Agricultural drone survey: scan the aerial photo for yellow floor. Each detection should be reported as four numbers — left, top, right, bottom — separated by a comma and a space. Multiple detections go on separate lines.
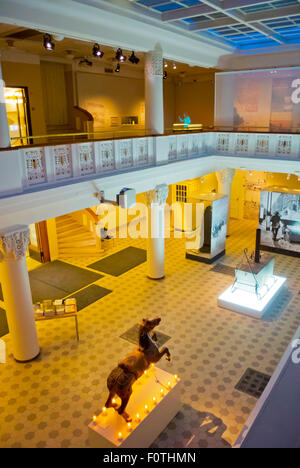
0, 219, 300, 448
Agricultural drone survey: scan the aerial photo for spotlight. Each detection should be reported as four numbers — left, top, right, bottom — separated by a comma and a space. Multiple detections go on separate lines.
115, 48, 126, 62
163, 70, 167, 80
115, 63, 120, 73
173, 63, 177, 70
129, 51, 139, 64
164, 62, 168, 68
43, 34, 55, 51
92, 43, 104, 58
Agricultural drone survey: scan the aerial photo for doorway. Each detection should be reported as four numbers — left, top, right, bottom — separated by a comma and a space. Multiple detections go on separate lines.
4, 86, 32, 146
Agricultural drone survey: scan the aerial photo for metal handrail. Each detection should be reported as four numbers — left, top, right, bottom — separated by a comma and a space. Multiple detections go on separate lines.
9, 125, 300, 149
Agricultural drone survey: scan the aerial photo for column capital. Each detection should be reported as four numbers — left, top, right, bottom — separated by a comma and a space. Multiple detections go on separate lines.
0, 225, 30, 260
216, 168, 235, 185
145, 184, 169, 206
145, 44, 163, 77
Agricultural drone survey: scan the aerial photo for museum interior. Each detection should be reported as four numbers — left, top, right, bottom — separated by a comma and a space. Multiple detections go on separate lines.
0, 0, 300, 450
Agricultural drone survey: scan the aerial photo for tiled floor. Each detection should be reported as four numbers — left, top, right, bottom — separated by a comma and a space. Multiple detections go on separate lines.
0, 219, 300, 448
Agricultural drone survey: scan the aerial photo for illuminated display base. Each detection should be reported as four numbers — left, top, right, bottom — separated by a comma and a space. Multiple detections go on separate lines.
88, 367, 181, 448
218, 275, 287, 319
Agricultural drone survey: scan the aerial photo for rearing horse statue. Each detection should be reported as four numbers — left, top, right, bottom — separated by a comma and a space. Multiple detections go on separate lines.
104, 317, 171, 422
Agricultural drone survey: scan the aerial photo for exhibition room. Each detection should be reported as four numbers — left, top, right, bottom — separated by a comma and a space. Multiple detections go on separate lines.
0, 0, 300, 451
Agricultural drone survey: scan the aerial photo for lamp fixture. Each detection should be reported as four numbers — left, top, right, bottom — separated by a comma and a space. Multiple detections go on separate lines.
43, 34, 55, 51
116, 48, 126, 62
92, 43, 104, 58
163, 70, 167, 80
164, 62, 168, 68
173, 63, 177, 70
115, 63, 120, 73
129, 51, 139, 64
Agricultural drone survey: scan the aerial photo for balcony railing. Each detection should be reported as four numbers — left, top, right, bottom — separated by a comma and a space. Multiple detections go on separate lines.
0, 131, 299, 199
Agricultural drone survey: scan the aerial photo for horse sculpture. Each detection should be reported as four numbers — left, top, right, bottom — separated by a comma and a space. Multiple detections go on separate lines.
104, 317, 171, 422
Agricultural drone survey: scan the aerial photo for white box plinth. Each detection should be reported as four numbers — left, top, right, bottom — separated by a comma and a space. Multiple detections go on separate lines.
88, 366, 181, 448
218, 275, 287, 319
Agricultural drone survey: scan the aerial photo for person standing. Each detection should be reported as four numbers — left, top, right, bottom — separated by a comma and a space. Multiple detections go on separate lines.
270, 211, 281, 241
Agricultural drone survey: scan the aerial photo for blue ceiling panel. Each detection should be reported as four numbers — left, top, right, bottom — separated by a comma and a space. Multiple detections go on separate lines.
154, 3, 184, 12
134, 0, 300, 50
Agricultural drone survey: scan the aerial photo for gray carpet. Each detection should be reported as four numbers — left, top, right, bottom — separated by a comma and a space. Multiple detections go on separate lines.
210, 263, 235, 276
64, 284, 112, 311
1, 260, 104, 304
88, 246, 147, 276
0, 307, 8, 338
29, 260, 103, 293
120, 323, 171, 347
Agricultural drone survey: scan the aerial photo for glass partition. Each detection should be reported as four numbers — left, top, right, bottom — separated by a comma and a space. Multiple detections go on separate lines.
215, 67, 300, 133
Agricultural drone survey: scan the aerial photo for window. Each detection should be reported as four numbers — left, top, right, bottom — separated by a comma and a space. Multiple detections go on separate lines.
176, 184, 187, 203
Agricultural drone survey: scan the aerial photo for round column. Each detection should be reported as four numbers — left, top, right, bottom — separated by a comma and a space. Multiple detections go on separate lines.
216, 168, 235, 236
145, 184, 168, 279
0, 60, 11, 148
145, 43, 164, 135
0, 226, 40, 362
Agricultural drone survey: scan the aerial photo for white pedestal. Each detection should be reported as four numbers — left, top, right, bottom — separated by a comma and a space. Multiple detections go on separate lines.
218, 275, 287, 319
88, 367, 181, 448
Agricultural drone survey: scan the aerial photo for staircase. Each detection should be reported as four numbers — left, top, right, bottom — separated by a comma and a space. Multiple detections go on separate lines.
56, 213, 102, 258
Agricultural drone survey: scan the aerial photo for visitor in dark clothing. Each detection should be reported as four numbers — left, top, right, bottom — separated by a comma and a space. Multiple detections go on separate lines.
270, 211, 281, 241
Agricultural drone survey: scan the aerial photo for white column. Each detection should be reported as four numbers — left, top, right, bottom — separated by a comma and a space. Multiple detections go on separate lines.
145, 43, 164, 135
145, 184, 168, 279
0, 226, 40, 362
0, 60, 10, 148
216, 168, 235, 236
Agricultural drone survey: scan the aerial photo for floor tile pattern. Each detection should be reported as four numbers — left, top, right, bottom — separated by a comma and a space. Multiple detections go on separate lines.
0, 219, 300, 448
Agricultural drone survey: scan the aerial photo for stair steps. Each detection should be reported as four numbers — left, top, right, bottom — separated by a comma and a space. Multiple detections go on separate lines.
55, 213, 103, 258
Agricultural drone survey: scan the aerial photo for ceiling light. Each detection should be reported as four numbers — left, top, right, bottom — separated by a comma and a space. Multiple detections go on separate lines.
92, 43, 104, 58
115, 63, 120, 73
43, 34, 55, 51
128, 51, 139, 64
116, 48, 126, 63
163, 71, 167, 80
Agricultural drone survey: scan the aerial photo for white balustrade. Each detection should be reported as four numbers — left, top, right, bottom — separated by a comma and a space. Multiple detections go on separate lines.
0, 132, 299, 198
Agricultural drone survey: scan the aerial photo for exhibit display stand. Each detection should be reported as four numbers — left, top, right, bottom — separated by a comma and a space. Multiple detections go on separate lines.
218, 230, 287, 319
88, 367, 181, 448
186, 193, 229, 264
